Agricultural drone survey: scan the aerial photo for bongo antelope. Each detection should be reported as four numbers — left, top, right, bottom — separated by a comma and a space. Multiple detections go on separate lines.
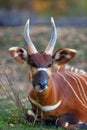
9, 17, 87, 129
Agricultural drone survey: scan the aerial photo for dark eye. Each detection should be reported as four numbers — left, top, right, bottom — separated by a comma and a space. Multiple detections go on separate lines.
48, 63, 52, 67
31, 63, 37, 67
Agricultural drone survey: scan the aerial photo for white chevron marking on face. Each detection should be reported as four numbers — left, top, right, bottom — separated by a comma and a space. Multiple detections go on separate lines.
37, 68, 48, 71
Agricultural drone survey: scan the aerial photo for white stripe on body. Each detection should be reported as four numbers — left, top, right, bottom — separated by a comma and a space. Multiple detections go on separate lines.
65, 71, 87, 105
62, 65, 87, 104
65, 65, 86, 74
29, 96, 62, 112
74, 73, 87, 103
57, 71, 87, 109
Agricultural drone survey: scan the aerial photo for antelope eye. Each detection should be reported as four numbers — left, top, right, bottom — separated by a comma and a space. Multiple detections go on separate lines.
31, 63, 37, 68
48, 63, 52, 67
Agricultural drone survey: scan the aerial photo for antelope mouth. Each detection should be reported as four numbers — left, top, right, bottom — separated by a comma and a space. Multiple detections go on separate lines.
35, 85, 48, 93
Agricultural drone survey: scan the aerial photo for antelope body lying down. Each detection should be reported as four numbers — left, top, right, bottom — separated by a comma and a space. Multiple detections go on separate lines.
9, 18, 87, 129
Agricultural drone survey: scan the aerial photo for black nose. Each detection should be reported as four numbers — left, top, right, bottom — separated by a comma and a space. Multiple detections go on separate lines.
39, 80, 48, 89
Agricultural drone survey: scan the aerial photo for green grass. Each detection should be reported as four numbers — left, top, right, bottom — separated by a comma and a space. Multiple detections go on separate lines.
0, 125, 59, 130
0, 99, 61, 130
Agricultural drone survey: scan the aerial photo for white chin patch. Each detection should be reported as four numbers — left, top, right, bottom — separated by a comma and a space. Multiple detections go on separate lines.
35, 85, 48, 93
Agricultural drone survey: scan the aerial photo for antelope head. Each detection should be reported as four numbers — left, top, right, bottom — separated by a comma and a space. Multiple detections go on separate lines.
9, 17, 77, 93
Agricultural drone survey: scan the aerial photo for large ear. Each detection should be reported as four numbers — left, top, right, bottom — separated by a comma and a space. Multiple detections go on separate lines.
53, 48, 77, 65
9, 47, 28, 64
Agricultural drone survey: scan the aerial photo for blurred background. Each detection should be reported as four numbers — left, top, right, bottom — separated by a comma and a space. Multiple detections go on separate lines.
0, 0, 87, 98
0, 0, 87, 26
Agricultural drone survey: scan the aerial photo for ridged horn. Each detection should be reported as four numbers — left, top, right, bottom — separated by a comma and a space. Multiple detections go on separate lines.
45, 17, 57, 55
24, 19, 38, 54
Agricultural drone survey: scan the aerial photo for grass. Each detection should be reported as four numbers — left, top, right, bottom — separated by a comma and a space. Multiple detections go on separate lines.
0, 99, 60, 130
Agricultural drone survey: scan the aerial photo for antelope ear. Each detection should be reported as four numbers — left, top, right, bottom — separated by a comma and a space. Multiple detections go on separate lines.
9, 47, 28, 64
53, 48, 77, 65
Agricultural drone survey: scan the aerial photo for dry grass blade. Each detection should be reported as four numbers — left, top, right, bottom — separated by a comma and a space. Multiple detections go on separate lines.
0, 65, 23, 109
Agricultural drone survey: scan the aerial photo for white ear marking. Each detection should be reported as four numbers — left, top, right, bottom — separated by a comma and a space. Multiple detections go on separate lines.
65, 54, 71, 59
14, 53, 19, 58
55, 53, 60, 60
22, 48, 28, 58
67, 48, 77, 53
9, 47, 19, 51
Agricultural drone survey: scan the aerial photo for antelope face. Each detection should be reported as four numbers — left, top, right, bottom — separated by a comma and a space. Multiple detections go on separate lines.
9, 17, 77, 93
28, 52, 52, 92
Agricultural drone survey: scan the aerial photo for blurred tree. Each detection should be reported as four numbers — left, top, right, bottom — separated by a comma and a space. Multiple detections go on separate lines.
0, 0, 87, 16
32, 0, 51, 14
0, 0, 11, 9
10, 0, 33, 10
31, 0, 87, 16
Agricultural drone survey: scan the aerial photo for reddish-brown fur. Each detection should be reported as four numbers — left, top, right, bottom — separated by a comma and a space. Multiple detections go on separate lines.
29, 55, 87, 118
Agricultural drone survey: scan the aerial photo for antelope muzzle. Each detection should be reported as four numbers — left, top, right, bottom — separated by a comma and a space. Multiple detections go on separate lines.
32, 70, 49, 93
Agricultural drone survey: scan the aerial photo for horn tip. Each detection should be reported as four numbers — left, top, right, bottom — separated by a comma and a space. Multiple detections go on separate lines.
26, 19, 30, 25
51, 17, 54, 24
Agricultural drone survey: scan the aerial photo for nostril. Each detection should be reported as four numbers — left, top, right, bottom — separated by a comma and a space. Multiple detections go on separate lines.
39, 80, 48, 88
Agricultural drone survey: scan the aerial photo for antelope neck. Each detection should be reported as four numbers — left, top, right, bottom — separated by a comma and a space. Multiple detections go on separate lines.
29, 96, 62, 112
